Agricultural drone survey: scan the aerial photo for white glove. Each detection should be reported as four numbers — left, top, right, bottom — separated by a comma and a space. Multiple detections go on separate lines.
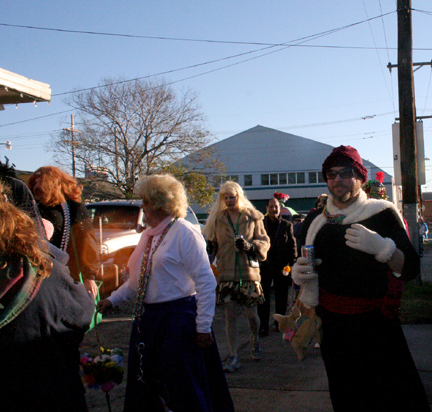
291, 257, 318, 287
345, 223, 396, 263
292, 257, 321, 309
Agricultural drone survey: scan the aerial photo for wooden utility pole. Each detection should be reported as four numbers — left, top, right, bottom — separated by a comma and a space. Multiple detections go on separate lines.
63, 114, 81, 177
397, 0, 419, 250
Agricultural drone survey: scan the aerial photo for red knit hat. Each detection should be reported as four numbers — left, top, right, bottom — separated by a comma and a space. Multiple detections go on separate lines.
322, 145, 368, 183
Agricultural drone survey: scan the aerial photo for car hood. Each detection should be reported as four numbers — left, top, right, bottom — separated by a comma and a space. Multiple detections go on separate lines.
96, 227, 139, 242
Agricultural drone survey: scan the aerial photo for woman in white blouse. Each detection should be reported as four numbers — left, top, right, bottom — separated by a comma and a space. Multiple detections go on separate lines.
97, 174, 233, 412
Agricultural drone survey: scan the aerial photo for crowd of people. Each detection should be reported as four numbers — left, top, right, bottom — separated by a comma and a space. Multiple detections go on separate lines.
0, 144, 430, 411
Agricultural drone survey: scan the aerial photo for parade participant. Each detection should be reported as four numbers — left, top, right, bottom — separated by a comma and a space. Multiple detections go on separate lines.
258, 196, 297, 336
98, 174, 234, 412
293, 145, 430, 411
0, 183, 95, 412
203, 181, 270, 372
28, 166, 100, 297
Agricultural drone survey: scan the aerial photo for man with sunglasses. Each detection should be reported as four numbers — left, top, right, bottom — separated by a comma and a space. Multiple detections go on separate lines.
293, 145, 429, 412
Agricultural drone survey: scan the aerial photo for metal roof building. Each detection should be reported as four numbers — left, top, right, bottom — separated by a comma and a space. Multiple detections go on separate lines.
192, 125, 393, 216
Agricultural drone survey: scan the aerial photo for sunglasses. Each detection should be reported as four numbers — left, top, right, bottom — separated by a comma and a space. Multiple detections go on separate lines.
326, 168, 356, 180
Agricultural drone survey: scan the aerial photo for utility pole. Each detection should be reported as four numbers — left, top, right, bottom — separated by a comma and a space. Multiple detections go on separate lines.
63, 114, 81, 177
397, 0, 419, 250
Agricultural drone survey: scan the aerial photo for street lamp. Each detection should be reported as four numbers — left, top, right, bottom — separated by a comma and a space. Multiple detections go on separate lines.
0, 141, 12, 150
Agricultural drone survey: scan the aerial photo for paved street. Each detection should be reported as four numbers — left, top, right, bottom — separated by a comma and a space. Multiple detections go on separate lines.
82, 250, 432, 412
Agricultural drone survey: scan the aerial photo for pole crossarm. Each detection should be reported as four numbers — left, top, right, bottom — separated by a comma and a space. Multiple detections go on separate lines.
387, 60, 432, 72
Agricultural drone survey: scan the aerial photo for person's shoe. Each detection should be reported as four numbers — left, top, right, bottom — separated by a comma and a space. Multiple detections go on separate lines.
259, 327, 269, 338
251, 339, 263, 360
223, 356, 241, 372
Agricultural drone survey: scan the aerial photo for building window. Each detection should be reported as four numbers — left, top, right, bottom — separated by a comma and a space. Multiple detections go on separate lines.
270, 174, 278, 185
279, 173, 287, 184
297, 172, 305, 184
288, 173, 296, 184
309, 172, 317, 184
261, 174, 270, 185
214, 175, 238, 186
244, 175, 253, 186
307, 171, 325, 184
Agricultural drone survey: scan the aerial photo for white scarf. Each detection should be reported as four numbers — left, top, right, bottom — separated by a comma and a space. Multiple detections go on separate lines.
305, 190, 404, 246
127, 215, 175, 289
299, 190, 404, 308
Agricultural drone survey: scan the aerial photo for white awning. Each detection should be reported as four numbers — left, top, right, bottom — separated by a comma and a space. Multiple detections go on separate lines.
0, 68, 51, 107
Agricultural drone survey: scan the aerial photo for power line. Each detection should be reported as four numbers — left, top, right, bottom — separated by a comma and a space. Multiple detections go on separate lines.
0, 110, 73, 128
0, 12, 397, 46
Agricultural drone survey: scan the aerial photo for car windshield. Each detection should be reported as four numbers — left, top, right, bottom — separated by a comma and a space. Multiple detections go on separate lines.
87, 205, 140, 230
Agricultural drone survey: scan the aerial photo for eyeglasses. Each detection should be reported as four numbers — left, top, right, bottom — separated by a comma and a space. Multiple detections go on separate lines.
325, 168, 356, 180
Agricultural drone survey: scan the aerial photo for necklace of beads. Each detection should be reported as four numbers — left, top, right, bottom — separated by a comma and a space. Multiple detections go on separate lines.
134, 218, 177, 321
323, 205, 345, 225
60, 202, 71, 251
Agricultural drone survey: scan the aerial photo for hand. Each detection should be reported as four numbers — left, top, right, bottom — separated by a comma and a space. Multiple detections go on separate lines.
197, 332, 214, 348
97, 299, 113, 314
345, 224, 396, 263
292, 257, 321, 309
235, 237, 252, 251
291, 257, 319, 287
84, 279, 98, 299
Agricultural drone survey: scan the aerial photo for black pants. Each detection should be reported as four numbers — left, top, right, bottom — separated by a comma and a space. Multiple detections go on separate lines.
258, 269, 291, 331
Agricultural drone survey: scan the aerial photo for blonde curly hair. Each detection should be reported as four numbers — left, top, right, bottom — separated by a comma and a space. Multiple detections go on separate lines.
134, 174, 188, 218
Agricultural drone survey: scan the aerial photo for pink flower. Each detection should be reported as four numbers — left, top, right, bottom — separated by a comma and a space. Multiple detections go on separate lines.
283, 328, 296, 341
80, 355, 93, 364
101, 381, 115, 393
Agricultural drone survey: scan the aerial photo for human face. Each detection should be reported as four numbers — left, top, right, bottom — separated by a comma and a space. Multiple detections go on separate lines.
327, 166, 363, 208
223, 192, 239, 211
266, 198, 280, 220
32, 175, 45, 202
140, 200, 168, 227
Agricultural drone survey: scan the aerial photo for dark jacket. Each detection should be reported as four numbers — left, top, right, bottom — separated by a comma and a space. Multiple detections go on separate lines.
260, 216, 297, 273
0, 253, 95, 412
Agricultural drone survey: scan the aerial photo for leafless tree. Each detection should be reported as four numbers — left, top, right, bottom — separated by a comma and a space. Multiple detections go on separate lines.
53, 78, 222, 200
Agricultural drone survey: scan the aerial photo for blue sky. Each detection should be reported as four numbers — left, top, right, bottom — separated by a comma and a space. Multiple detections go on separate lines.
1, 1, 432, 188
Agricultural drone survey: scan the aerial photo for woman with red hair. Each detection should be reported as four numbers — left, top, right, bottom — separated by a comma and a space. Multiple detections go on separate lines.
28, 166, 100, 297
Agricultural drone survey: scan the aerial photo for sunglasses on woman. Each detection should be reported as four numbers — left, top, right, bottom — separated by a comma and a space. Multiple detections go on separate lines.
326, 168, 356, 180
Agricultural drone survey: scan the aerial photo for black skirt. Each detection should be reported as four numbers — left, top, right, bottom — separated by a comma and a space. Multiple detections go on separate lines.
124, 295, 234, 412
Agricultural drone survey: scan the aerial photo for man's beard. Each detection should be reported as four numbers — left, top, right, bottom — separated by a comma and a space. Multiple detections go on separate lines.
329, 184, 359, 204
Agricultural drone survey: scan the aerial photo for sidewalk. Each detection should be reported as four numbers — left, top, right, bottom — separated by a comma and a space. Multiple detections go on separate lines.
82, 311, 432, 412
82, 264, 432, 411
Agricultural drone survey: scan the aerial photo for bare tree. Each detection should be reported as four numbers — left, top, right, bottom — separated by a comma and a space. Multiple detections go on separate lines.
53, 78, 221, 199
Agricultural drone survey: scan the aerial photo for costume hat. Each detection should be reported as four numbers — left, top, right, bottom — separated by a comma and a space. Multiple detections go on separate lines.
322, 145, 368, 183
362, 171, 388, 200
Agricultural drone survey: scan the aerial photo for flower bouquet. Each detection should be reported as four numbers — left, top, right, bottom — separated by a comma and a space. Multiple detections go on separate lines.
274, 192, 290, 205
80, 347, 125, 412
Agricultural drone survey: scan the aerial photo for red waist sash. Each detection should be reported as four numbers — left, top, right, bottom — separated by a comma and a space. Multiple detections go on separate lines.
319, 288, 400, 318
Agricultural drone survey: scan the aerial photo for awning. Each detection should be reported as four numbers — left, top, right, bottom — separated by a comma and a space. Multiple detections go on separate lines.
0, 68, 51, 108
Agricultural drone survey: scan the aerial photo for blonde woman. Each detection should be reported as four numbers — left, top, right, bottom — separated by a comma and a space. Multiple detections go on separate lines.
98, 174, 233, 412
203, 181, 270, 372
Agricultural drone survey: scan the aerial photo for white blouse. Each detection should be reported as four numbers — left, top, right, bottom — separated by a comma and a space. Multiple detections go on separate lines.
108, 219, 216, 333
